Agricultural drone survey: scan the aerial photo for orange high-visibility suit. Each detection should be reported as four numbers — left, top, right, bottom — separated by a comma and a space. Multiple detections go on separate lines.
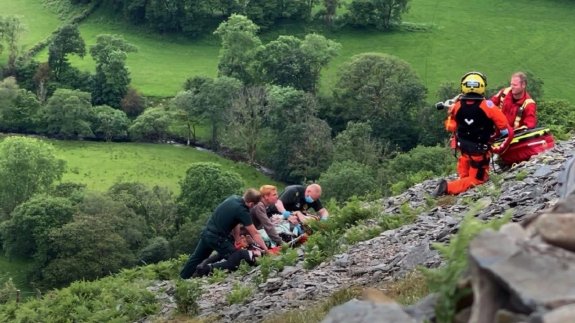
445, 97, 513, 195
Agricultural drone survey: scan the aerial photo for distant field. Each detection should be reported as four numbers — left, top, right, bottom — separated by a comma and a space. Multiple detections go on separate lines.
0, 0, 61, 47
50, 140, 283, 194
0, 255, 33, 295
3, 0, 575, 102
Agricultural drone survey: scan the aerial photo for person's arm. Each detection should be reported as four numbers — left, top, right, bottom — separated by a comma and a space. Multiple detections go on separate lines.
522, 102, 537, 128
274, 200, 292, 219
317, 208, 329, 220
484, 101, 514, 154
490, 89, 503, 106
245, 224, 269, 252
232, 224, 241, 242
254, 205, 283, 245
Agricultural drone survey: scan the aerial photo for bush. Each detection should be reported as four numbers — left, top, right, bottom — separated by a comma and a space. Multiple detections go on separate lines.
319, 160, 378, 203
139, 237, 171, 264
177, 162, 243, 221
227, 283, 253, 305
379, 145, 454, 195
538, 99, 575, 139
421, 204, 510, 323
175, 278, 202, 315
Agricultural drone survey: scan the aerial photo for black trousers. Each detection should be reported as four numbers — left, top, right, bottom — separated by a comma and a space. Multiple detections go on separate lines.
210, 249, 256, 272
179, 230, 235, 279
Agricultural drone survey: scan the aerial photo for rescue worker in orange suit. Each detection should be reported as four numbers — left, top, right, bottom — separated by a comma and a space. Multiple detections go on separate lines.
490, 71, 537, 130
433, 72, 514, 196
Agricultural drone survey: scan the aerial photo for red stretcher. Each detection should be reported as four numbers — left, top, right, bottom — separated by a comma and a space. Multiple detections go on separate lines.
492, 127, 555, 165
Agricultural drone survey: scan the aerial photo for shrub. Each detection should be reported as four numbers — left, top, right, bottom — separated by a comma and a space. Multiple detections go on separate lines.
227, 283, 253, 305
139, 237, 171, 264
175, 279, 202, 315
319, 160, 378, 203
177, 162, 243, 221
379, 145, 454, 195
421, 204, 510, 322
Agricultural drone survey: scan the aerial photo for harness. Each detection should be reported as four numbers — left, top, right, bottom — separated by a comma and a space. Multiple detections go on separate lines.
454, 98, 493, 180
498, 87, 535, 128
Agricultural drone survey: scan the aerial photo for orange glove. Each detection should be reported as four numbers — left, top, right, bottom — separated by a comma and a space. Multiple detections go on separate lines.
268, 246, 281, 255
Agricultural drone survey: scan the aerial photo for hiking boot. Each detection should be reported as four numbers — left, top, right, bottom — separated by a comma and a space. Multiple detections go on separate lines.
558, 157, 575, 198
432, 179, 448, 197
194, 263, 212, 277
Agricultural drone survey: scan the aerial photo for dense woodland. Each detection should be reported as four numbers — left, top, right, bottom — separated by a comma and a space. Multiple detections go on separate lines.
1, 0, 575, 309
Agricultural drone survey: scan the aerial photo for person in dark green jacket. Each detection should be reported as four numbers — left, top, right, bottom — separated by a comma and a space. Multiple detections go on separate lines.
180, 189, 268, 279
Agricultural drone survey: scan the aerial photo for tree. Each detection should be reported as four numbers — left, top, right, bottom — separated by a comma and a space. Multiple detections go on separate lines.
332, 53, 426, 151
90, 34, 137, 108
92, 105, 131, 141
278, 117, 334, 181
266, 85, 318, 131
0, 16, 26, 74
259, 85, 333, 182
120, 87, 146, 118
39, 89, 94, 139
322, 0, 339, 26
0, 195, 74, 259
345, 0, 410, 30
138, 236, 171, 264
177, 162, 243, 222
192, 76, 243, 149
333, 121, 385, 168
37, 215, 135, 288
214, 14, 262, 84
172, 90, 202, 145
0, 137, 66, 218
128, 107, 172, 142
221, 85, 269, 163
0, 77, 41, 133
107, 182, 178, 237
48, 24, 86, 81
319, 160, 377, 202
255, 34, 340, 92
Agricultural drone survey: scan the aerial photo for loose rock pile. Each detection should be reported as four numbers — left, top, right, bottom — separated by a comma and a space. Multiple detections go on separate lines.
145, 136, 575, 323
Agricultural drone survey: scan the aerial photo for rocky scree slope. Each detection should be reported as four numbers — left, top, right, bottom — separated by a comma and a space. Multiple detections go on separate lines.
144, 136, 575, 323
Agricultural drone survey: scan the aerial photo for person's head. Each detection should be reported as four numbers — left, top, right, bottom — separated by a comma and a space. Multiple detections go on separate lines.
510, 72, 527, 97
259, 185, 278, 206
243, 188, 261, 208
304, 184, 322, 203
460, 71, 487, 96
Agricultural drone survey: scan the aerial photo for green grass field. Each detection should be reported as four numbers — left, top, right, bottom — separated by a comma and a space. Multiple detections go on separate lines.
50, 139, 283, 193
3, 0, 575, 101
0, 255, 33, 295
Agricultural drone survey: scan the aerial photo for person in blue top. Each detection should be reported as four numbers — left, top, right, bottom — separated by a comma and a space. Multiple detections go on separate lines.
180, 189, 268, 279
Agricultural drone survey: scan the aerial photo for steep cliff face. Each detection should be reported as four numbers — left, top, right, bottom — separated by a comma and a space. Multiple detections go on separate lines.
147, 136, 575, 323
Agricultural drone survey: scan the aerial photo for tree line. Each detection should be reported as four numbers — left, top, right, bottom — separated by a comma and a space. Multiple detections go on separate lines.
69, 0, 410, 36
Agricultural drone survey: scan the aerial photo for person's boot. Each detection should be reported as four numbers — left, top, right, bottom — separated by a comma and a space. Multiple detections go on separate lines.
432, 179, 448, 197
558, 157, 575, 198
194, 263, 212, 277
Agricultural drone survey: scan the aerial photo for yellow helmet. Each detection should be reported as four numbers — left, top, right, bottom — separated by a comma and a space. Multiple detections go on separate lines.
460, 71, 487, 95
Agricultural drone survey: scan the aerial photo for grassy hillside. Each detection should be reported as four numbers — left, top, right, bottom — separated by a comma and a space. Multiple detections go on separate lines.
0, 0, 61, 46
51, 140, 282, 193
3, 0, 575, 101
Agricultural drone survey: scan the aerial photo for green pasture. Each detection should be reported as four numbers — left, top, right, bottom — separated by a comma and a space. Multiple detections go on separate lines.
0, 254, 33, 295
3, 0, 575, 102
0, 0, 61, 48
50, 140, 282, 194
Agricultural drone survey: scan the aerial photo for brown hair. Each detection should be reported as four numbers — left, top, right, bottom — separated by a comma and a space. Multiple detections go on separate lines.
512, 72, 527, 85
259, 185, 277, 196
243, 188, 261, 204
